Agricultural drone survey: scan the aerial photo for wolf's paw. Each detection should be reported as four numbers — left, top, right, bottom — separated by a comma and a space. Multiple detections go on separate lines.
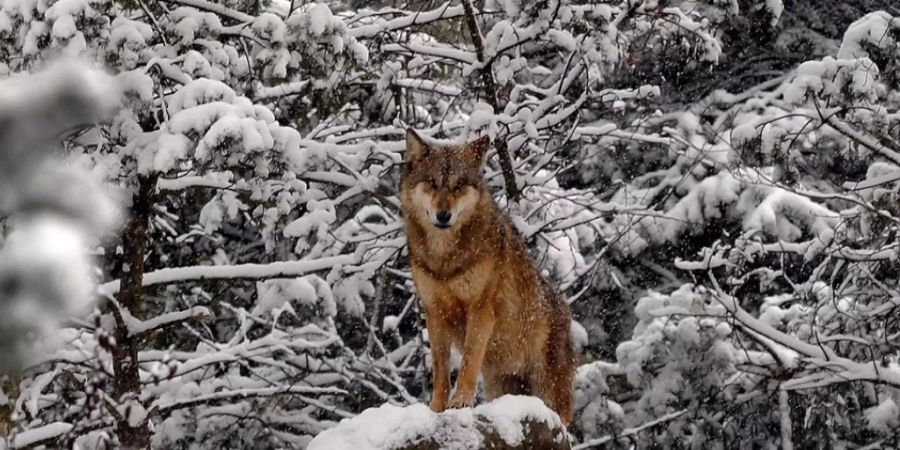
429, 400, 446, 412
446, 395, 474, 409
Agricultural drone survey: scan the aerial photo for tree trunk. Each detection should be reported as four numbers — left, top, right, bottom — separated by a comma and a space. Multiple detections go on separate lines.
113, 174, 157, 450
0, 375, 19, 438
460, 0, 521, 202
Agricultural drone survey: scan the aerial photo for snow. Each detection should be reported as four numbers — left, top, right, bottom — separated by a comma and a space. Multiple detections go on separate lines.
284, 199, 336, 240
26, 370, 59, 417
44, 0, 92, 21
742, 190, 840, 242
255, 277, 319, 316
332, 273, 374, 317
122, 306, 210, 337
349, 4, 466, 38
784, 56, 883, 104
253, 13, 287, 43
51, 15, 76, 40
148, 76, 302, 175
157, 172, 235, 191
11, 422, 73, 448
167, 78, 237, 115
572, 409, 689, 450
170, 0, 252, 23
308, 4, 332, 36
4, 1, 900, 449
308, 396, 565, 450
393, 78, 462, 96
382, 315, 400, 332
547, 29, 577, 51
866, 397, 899, 433
256, 80, 310, 100
197, 115, 274, 156
116, 70, 154, 103
658, 7, 722, 63
125, 401, 148, 427
570, 320, 588, 352
99, 254, 358, 294
476, 396, 565, 446
853, 162, 900, 192
765, 0, 784, 24
153, 133, 192, 174
674, 250, 729, 271
382, 42, 477, 65
838, 11, 898, 60
308, 403, 464, 450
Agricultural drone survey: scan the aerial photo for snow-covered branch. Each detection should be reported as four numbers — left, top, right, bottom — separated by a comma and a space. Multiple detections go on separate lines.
349, 3, 465, 38
393, 78, 462, 96
153, 386, 347, 417
708, 274, 900, 389
573, 409, 690, 449
121, 306, 210, 338
99, 254, 359, 294
820, 113, 900, 166
382, 42, 477, 65
160, 0, 253, 23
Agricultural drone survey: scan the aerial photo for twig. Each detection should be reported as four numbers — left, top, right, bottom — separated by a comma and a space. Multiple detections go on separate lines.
137, 0, 169, 46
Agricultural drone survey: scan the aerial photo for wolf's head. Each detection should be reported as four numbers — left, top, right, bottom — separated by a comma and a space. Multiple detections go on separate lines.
401, 129, 490, 231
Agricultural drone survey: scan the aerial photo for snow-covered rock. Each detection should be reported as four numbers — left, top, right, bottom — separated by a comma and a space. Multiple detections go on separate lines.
307, 395, 571, 450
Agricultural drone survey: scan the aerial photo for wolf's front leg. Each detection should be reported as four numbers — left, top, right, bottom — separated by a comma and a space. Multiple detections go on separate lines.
425, 313, 451, 412
448, 304, 495, 409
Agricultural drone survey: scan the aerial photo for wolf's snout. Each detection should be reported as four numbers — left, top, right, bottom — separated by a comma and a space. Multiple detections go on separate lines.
434, 210, 452, 228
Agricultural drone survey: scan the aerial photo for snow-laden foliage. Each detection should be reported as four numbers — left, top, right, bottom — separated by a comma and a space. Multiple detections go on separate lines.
0, 0, 898, 449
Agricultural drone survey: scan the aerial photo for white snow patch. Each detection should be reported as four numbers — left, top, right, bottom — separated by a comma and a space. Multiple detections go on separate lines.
765, 0, 784, 24
476, 395, 564, 446
570, 320, 588, 352
382, 315, 400, 332
12, 422, 73, 448
866, 397, 900, 433
308, 3, 332, 36
308, 403, 446, 450
308, 396, 565, 450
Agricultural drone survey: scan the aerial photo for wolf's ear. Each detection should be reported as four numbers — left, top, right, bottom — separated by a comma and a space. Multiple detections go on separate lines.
468, 135, 491, 166
406, 129, 428, 165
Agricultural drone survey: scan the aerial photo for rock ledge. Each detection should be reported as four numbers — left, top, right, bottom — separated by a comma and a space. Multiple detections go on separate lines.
308, 395, 571, 450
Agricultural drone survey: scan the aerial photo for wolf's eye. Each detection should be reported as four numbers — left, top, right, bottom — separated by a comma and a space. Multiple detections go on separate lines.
426, 179, 437, 189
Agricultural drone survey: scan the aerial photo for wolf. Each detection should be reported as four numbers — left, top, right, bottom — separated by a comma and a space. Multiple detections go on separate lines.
400, 129, 577, 426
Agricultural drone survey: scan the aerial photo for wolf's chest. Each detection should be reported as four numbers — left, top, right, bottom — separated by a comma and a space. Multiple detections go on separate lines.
412, 257, 495, 306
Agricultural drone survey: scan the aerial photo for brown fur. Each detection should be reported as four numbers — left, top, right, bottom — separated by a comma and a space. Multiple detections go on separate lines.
400, 129, 577, 426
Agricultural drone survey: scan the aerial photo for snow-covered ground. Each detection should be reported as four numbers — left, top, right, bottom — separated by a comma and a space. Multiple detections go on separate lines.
309, 396, 569, 450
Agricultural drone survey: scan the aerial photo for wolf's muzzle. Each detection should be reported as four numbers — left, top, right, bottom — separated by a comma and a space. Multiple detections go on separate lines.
434, 210, 452, 229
